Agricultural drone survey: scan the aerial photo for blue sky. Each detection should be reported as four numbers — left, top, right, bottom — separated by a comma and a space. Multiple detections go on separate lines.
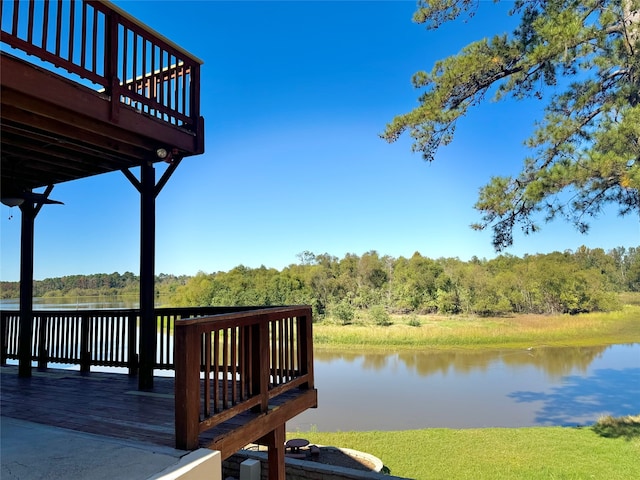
1, 1, 638, 282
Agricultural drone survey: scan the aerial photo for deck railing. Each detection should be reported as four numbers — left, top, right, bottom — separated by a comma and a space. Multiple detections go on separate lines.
174, 306, 314, 450
0, 306, 285, 373
0, 0, 202, 131
0, 305, 315, 451
1, 309, 137, 372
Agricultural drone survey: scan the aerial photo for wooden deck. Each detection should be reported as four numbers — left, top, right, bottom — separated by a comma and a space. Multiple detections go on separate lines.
0, 365, 316, 459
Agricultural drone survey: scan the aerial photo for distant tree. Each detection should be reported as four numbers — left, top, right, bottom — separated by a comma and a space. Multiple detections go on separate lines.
332, 299, 356, 325
382, 0, 640, 250
392, 252, 445, 312
368, 305, 393, 326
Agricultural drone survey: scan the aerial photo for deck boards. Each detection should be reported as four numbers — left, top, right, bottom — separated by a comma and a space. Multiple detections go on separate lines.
1, 366, 176, 447
0, 365, 316, 458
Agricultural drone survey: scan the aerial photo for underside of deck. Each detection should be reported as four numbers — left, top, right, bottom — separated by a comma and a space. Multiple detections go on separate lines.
0, 365, 317, 460
1, 52, 203, 193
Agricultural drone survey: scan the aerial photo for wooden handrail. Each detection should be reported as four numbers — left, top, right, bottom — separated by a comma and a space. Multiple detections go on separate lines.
0, 306, 275, 370
0, 0, 201, 131
174, 306, 314, 450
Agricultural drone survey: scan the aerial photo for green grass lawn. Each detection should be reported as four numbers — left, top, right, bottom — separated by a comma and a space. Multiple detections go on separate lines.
293, 419, 640, 479
304, 300, 640, 478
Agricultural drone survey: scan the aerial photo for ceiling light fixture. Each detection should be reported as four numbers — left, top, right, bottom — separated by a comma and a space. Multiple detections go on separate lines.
1, 197, 25, 207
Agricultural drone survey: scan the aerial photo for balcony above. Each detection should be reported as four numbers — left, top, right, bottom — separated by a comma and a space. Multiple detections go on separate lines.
1, 0, 204, 193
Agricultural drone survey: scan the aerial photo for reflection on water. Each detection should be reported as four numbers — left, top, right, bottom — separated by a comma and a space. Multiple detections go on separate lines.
289, 344, 640, 432
315, 345, 609, 380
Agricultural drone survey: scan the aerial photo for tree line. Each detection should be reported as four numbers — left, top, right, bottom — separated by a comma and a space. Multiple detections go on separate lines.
1, 246, 637, 317
169, 246, 639, 318
0, 272, 188, 300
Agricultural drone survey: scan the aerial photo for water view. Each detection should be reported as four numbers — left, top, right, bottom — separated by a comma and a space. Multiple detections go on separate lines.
288, 343, 640, 432
0, 296, 164, 310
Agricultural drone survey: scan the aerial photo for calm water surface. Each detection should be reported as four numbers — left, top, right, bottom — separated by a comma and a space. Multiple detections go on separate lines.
287, 344, 640, 432
0, 296, 164, 310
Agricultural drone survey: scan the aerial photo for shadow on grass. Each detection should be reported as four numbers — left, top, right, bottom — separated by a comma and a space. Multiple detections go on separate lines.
591, 415, 640, 440
508, 367, 640, 426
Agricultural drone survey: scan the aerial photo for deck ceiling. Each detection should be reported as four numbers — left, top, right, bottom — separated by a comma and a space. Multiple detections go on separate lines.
1, 53, 202, 194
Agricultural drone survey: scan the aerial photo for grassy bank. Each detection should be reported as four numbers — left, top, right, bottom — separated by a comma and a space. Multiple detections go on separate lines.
292, 417, 640, 479
313, 304, 640, 350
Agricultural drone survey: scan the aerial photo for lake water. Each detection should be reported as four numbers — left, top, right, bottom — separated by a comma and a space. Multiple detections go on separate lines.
0, 296, 165, 310
287, 343, 640, 432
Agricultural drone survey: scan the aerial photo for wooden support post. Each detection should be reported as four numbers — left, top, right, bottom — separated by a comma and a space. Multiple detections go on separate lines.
260, 425, 286, 480
18, 201, 35, 378
298, 309, 314, 389
139, 161, 156, 390
175, 323, 201, 450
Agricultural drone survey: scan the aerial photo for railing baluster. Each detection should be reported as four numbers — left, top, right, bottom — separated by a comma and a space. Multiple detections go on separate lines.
278, 318, 284, 385
150, 43, 156, 112
213, 329, 219, 412
83, 313, 91, 371
222, 328, 228, 409
114, 315, 121, 363
284, 317, 290, 381
204, 331, 211, 417
9, 0, 18, 36
55, 0, 62, 57
68, 0, 75, 63
92, 315, 98, 363
270, 320, 276, 386
41, 0, 50, 51
53, 315, 60, 360
173, 58, 179, 120
240, 325, 248, 401
62, 315, 67, 361
70, 315, 76, 362
91, 5, 98, 74
231, 327, 237, 405
132, 31, 138, 87
128, 312, 137, 375
121, 25, 128, 86
181, 65, 187, 119
27, 1, 35, 45
142, 37, 148, 112
165, 315, 172, 367
158, 313, 164, 365
80, 1, 87, 70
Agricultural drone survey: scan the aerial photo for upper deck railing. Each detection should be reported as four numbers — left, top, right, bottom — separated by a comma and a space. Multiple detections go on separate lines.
0, 0, 202, 131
